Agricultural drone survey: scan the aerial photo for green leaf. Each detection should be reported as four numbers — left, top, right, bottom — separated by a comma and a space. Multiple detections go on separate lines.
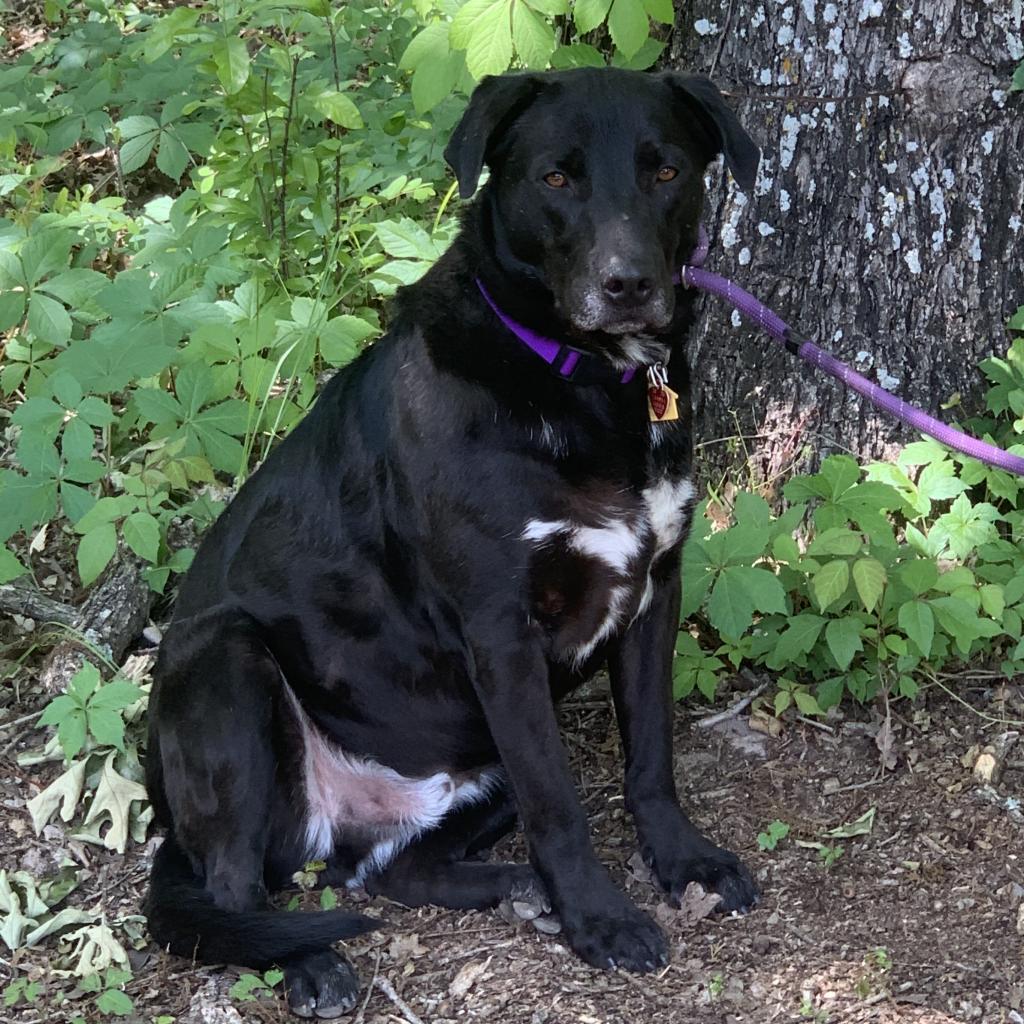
641, 0, 673, 23
0, 547, 27, 584
58, 710, 88, 762
979, 583, 1004, 619
95, 987, 133, 1016
0, 472, 58, 542
550, 42, 606, 68
816, 676, 845, 711
77, 523, 117, 586
807, 527, 862, 557
793, 690, 822, 716
0, 289, 26, 331
375, 219, 441, 260
144, 5, 200, 62
55, 321, 176, 393
706, 565, 784, 638
825, 617, 863, 670
401, 21, 451, 70
39, 695, 78, 726
320, 316, 376, 367
12, 397, 65, 437
90, 680, 144, 711
214, 36, 250, 95
811, 559, 849, 611
28, 293, 71, 346
770, 614, 826, 666
465, 1, 514, 77
512, 0, 556, 66
229, 974, 270, 1002
820, 455, 860, 500
320, 886, 337, 910
313, 90, 363, 129
525, 0, 568, 12
917, 460, 967, 502
451, 0, 499, 47
852, 557, 886, 612
607, 0, 649, 58
118, 117, 159, 175
407, 37, 461, 113
86, 707, 126, 751
573, 0, 613, 33
896, 558, 938, 596
156, 129, 190, 180
122, 512, 160, 564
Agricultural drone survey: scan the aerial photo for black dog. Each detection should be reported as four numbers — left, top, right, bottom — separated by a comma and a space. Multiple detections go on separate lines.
145, 67, 760, 1018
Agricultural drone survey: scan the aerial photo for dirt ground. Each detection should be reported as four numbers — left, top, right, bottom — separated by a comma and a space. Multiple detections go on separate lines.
2, 675, 1023, 1024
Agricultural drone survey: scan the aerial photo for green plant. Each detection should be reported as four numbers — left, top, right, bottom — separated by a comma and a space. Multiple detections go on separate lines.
230, 968, 284, 1003
37, 664, 143, 762
817, 843, 844, 869
3, 978, 41, 1007
707, 972, 724, 1000
677, 439, 1024, 709
80, 967, 134, 1017
400, 0, 671, 110
756, 819, 790, 852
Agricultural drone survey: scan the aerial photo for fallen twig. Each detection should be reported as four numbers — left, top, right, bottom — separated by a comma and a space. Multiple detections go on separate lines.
694, 682, 768, 729
373, 976, 425, 1024
0, 582, 77, 627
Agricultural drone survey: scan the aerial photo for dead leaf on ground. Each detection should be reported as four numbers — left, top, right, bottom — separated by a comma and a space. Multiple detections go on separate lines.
388, 932, 427, 962
626, 851, 653, 885
874, 714, 897, 771
26, 759, 87, 834
665, 883, 722, 929
448, 956, 492, 998
80, 751, 148, 854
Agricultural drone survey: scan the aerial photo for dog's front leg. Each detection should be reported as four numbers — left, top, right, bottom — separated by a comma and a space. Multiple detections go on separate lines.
468, 619, 667, 972
607, 556, 758, 913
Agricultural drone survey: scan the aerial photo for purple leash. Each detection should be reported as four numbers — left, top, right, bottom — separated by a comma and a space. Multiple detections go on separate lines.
679, 227, 1024, 477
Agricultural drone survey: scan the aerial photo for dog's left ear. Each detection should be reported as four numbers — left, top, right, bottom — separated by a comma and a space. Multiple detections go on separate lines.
445, 73, 546, 199
662, 73, 760, 193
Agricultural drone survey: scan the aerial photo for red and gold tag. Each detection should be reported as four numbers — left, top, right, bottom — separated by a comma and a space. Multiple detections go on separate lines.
647, 363, 679, 422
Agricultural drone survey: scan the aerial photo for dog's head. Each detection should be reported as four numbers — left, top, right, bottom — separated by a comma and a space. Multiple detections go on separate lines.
446, 68, 759, 366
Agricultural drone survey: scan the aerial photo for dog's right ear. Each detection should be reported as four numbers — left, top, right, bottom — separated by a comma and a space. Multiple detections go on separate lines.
445, 73, 545, 199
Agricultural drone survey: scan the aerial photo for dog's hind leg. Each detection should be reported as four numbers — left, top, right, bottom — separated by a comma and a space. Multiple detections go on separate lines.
364, 783, 543, 911
148, 610, 364, 1019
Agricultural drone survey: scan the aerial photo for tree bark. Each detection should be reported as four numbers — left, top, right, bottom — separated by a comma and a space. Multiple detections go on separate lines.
668, 1, 1024, 489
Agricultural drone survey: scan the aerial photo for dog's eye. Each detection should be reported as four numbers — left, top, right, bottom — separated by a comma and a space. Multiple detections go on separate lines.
656, 166, 679, 182
543, 171, 568, 188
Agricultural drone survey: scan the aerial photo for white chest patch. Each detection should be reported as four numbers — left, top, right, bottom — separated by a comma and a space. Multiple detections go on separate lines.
643, 476, 697, 557
522, 475, 695, 659
285, 689, 498, 883
522, 516, 643, 574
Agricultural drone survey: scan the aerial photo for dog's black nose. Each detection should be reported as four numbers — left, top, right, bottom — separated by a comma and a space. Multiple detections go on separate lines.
602, 272, 653, 307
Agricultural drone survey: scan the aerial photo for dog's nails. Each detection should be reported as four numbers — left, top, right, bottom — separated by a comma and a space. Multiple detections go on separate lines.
607, 957, 617, 970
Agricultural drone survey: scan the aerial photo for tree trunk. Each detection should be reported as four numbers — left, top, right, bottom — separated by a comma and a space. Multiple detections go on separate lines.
668, 1, 1024, 489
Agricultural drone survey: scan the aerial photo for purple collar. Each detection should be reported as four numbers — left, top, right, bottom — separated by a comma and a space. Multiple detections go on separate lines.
475, 279, 637, 385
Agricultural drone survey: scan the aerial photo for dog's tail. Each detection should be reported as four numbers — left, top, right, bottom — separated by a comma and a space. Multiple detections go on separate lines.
145, 834, 379, 967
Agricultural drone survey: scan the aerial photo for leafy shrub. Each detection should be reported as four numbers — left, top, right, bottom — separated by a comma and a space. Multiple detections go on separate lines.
675, 323, 1024, 710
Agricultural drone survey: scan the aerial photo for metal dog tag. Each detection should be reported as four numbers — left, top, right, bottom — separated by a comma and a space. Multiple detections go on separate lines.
647, 363, 679, 422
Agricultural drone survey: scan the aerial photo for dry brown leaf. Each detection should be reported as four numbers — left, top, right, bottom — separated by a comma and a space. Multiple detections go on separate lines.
448, 956, 491, 998
674, 883, 722, 929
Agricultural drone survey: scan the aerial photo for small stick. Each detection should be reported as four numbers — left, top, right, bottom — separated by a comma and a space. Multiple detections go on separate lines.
694, 682, 768, 729
373, 976, 425, 1024
354, 948, 381, 1024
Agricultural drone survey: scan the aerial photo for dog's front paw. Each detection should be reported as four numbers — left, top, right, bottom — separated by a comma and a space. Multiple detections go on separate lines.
561, 893, 667, 972
652, 843, 758, 914
284, 950, 360, 1019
